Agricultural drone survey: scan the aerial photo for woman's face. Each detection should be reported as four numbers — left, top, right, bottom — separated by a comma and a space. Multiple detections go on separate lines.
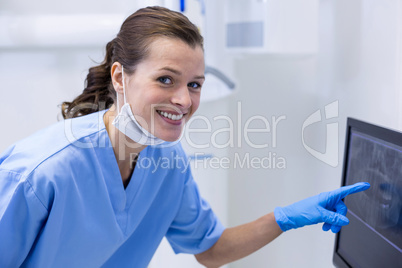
121, 37, 205, 142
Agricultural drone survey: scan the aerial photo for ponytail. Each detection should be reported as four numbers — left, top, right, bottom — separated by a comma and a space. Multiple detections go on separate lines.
61, 40, 115, 119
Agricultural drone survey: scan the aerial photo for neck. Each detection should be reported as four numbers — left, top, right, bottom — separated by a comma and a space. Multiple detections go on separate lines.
104, 106, 147, 186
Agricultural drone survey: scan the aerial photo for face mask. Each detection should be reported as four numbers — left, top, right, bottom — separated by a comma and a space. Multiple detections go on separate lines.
112, 66, 165, 146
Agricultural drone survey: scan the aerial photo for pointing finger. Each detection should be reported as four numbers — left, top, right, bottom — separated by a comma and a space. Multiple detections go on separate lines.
332, 182, 370, 200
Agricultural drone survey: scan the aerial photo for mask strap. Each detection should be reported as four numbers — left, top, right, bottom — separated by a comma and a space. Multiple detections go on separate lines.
115, 88, 120, 113
122, 65, 127, 105
115, 65, 126, 114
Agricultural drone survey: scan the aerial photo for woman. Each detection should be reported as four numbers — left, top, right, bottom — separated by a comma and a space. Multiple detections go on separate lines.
0, 6, 369, 267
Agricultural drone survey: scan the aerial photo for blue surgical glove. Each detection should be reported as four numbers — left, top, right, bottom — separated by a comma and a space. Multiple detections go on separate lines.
274, 182, 370, 233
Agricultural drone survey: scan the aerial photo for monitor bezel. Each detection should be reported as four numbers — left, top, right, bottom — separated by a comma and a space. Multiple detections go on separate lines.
333, 117, 402, 267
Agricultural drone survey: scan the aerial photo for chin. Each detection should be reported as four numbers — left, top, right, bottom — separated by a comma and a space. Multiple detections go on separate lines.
161, 135, 182, 143
156, 131, 183, 143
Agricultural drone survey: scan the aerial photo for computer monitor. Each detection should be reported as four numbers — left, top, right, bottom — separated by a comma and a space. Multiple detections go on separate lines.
333, 118, 402, 268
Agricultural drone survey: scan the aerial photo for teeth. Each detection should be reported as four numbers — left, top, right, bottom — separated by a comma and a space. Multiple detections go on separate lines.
158, 111, 183, 121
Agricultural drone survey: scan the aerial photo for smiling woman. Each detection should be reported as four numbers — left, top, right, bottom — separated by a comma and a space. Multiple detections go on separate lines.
0, 6, 225, 267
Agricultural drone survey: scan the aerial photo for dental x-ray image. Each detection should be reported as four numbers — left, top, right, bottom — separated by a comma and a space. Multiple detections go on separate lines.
345, 131, 402, 249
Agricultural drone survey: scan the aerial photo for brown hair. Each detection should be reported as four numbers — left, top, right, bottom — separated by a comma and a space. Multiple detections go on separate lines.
61, 6, 204, 119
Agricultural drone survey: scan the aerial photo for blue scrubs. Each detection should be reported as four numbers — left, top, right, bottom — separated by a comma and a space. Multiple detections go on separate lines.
0, 110, 224, 267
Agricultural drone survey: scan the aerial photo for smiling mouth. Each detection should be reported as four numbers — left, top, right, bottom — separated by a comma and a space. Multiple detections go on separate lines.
157, 110, 184, 121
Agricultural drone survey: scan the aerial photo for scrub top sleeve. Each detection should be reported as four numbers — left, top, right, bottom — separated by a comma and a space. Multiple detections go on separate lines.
0, 170, 48, 267
165, 174, 225, 255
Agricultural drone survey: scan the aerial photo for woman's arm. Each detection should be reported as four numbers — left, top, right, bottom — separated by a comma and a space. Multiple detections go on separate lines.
194, 182, 370, 268
195, 212, 282, 268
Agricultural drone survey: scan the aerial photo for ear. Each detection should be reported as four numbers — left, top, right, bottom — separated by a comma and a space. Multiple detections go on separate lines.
111, 62, 123, 94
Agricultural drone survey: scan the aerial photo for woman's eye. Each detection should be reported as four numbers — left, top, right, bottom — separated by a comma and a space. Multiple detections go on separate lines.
158, 77, 172, 84
188, 82, 201, 90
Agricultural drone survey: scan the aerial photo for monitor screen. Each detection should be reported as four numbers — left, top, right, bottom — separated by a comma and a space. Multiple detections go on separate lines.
333, 118, 402, 268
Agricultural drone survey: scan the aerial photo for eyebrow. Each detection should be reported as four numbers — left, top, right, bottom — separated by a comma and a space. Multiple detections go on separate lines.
159, 67, 205, 80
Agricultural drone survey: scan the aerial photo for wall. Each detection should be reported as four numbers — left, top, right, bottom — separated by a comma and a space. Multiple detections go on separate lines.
226, 0, 402, 267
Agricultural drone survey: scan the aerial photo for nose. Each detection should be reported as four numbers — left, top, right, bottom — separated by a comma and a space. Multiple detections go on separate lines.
171, 85, 192, 110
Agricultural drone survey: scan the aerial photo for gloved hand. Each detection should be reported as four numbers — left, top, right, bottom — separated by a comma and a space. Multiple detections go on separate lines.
274, 182, 370, 233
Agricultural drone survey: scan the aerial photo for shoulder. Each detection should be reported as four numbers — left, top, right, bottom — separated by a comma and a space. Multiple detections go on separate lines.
0, 110, 108, 178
